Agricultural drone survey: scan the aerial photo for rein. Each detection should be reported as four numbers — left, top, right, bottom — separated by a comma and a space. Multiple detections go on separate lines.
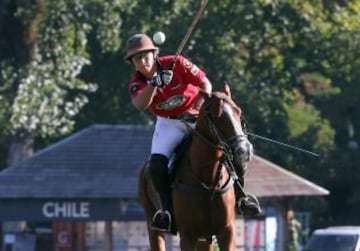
172, 117, 237, 196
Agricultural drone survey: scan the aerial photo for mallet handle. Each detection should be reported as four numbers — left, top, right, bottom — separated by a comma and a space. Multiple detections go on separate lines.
170, 0, 209, 70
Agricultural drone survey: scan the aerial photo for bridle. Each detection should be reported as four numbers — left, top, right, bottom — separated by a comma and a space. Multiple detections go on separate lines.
175, 97, 245, 196
201, 98, 247, 160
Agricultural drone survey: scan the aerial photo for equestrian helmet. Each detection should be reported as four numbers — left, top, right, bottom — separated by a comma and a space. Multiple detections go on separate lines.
125, 33, 158, 60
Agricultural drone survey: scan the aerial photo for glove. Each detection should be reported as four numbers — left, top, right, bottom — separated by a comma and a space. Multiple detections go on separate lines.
149, 73, 162, 87
149, 70, 173, 88
160, 70, 173, 86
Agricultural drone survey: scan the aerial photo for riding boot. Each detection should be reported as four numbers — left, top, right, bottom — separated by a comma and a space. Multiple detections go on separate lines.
234, 164, 262, 217
148, 154, 173, 232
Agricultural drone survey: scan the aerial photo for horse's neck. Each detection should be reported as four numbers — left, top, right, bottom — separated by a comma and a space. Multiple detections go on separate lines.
189, 131, 223, 176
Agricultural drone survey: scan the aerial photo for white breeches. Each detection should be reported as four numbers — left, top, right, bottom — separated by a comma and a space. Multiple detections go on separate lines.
151, 116, 195, 159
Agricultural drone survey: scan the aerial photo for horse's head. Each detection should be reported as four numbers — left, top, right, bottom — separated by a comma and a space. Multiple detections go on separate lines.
197, 82, 253, 166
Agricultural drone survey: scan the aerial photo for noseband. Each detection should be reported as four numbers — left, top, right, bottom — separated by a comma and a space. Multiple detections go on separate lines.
203, 99, 247, 158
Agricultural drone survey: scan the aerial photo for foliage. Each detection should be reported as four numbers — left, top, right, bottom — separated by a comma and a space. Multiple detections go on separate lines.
0, 0, 128, 138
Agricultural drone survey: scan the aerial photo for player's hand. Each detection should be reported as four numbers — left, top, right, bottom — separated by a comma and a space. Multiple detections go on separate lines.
149, 74, 163, 87
186, 107, 200, 117
149, 70, 173, 88
161, 70, 173, 86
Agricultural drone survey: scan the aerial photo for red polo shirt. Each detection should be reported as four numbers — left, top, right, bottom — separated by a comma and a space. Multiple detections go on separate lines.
128, 55, 206, 117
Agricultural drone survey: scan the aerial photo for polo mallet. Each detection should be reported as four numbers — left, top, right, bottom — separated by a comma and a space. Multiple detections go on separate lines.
170, 0, 209, 70
247, 132, 320, 157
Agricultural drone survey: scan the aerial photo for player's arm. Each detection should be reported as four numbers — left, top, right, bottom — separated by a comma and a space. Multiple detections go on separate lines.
131, 84, 158, 110
193, 76, 212, 110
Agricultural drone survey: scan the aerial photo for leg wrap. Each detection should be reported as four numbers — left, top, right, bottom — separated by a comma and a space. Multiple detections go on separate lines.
235, 162, 246, 187
233, 162, 246, 202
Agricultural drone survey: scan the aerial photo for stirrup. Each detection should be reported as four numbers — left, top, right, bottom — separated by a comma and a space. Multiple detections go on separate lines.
237, 195, 262, 217
151, 210, 172, 232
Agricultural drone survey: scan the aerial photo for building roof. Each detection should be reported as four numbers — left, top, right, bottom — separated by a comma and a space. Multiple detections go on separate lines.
246, 155, 329, 197
0, 124, 329, 199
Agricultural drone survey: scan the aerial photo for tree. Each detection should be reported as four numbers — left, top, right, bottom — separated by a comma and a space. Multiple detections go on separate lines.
0, 0, 127, 167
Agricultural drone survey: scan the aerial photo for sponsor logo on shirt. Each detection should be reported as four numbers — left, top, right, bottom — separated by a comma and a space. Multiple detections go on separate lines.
183, 59, 192, 68
129, 82, 140, 94
156, 95, 185, 110
190, 65, 199, 75
183, 58, 199, 76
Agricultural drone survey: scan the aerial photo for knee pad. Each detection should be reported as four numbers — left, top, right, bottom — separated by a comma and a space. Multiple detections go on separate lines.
148, 154, 169, 173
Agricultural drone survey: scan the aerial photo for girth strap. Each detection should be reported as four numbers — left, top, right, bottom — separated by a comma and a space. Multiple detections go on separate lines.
171, 173, 235, 195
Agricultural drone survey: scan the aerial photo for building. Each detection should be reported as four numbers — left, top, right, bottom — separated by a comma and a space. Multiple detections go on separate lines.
0, 124, 329, 251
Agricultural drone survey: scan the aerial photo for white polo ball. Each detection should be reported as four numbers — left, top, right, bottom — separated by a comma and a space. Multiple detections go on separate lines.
153, 31, 166, 45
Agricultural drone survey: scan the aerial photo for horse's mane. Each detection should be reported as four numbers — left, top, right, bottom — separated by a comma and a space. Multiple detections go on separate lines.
200, 90, 242, 119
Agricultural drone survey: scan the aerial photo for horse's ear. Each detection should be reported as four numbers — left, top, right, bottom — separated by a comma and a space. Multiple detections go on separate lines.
222, 81, 231, 98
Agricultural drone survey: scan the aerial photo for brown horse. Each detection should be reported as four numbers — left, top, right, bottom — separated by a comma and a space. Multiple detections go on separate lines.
139, 83, 254, 251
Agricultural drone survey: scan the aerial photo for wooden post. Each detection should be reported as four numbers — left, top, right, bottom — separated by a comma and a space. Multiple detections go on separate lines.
104, 221, 113, 251
0, 223, 2, 251
74, 222, 85, 251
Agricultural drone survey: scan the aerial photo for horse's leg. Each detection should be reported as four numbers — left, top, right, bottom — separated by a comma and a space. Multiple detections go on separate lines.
139, 166, 166, 251
216, 223, 236, 251
179, 234, 198, 251
147, 225, 166, 251
142, 193, 167, 251
196, 239, 215, 251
